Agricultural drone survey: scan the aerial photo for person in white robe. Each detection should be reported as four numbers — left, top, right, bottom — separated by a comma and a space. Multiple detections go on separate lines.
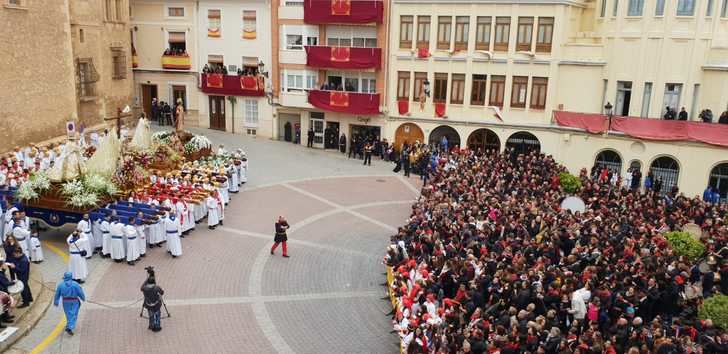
66, 231, 88, 282
100, 214, 112, 257
109, 218, 126, 262
124, 219, 140, 265
76, 214, 94, 258
134, 217, 147, 257
229, 165, 240, 193
216, 191, 225, 225
147, 213, 164, 247
91, 216, 103, 250
174, 199, 191, 234
219, 179, 230, 205
29, 231, 44, 263
164, 212, 182, 257
205, 193, 220, 229
12, 222, 31, 258
3, 206, 17, 242
240, 154, 248, 184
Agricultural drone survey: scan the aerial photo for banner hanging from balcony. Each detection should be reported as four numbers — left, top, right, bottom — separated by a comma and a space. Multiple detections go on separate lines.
435, 103, 446, 118
397, 100, 409, 115
308, 90, 380, 115
161, 55, 191, 70
303, 0, 383, 24
554, 111, 728, 147
305, 46, 382, 69
200, 74, 265, 97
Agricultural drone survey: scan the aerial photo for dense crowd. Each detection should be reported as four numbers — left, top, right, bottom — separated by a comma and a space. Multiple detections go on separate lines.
385, 147, 728, 354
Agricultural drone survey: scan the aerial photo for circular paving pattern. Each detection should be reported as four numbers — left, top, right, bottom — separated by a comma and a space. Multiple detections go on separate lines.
76, 175, 421, 353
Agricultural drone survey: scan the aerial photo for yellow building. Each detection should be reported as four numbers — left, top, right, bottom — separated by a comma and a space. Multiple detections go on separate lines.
130, 0, 199, 127
386, 0, 728, 199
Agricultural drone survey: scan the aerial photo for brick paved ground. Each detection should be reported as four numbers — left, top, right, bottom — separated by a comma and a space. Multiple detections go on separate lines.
15, 128, 422, 354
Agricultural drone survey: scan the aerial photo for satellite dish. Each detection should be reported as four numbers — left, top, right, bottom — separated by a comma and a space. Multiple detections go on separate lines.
560, 196, 586, 213
122, 105, 131, 114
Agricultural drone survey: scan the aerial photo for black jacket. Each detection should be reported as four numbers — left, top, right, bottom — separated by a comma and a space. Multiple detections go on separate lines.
141, 281, 165, 311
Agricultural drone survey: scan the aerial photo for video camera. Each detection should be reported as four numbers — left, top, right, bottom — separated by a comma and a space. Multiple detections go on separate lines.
145, 266, 155, 280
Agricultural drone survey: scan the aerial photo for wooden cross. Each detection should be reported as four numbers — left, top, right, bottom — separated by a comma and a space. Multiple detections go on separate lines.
103, 107, 133, 139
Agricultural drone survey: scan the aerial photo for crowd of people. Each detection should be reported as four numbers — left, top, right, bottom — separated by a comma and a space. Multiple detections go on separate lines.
664, 106, 728, 124
385, 146, 728, 354
162, 48, 188, 57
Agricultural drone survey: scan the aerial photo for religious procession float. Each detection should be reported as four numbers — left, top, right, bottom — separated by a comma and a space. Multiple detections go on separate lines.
4, 117, 245, 228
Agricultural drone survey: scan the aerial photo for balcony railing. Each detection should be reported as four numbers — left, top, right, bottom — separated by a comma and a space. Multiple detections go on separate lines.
200, 74, 265, 97
303, 0, 383, 24
305, 46, 381, 69
308, 89, 380, 115
161, 54, 191, 70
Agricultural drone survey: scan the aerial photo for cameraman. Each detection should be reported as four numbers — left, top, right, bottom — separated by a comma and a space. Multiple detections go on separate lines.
141, 270, 165, 332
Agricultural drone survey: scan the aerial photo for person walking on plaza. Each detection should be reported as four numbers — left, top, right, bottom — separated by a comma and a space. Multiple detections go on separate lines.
53, 272, 85, 336
66, 231, 88, 283
363, 142, 373, 166
339, 134, 347, 154
29, 229, 43, 263
270, 216, 290, 258
307, 128, 314, 148
141, 275, 165, 332
7, 247, 32, 307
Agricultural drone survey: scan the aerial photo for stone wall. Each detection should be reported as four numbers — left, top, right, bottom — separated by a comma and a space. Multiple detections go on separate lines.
0, 0, 78, 152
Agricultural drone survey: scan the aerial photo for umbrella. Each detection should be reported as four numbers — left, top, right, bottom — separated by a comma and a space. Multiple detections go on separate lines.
560, 196, 586, 213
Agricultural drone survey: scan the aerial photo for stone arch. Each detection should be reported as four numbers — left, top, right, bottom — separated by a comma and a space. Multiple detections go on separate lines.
505, 131, 540, 155
467, 128, 501, 153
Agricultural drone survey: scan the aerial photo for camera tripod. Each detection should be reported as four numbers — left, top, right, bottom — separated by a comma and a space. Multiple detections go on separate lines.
139, 297, 171, 319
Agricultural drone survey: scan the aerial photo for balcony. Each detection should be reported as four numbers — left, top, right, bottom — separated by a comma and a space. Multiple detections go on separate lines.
308, 89, 380, 115
303, 0, 383, 24
200, 74, 265, 97
305, 46, 381, 70
161, 54, 191, 70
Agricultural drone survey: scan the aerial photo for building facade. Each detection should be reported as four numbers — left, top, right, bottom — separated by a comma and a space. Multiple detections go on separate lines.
131, 0, 199, 127
270, 0, 389, 148
385, 0, 728, 199
0, 0, 134, 151
196, 0, 273, 136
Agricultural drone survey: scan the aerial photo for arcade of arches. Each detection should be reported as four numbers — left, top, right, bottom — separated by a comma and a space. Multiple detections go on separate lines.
650, 156, 680, 193
709, 163, 728, 202
394, 123, 424, 151
467, 129, 500, 152
505, 131, 541, 155
428, 125, 461, 148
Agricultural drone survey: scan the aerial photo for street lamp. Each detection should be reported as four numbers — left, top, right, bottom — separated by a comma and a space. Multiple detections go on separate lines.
604, 102, 614, 135
423, 79, 431, 97
257, 60, 268, 78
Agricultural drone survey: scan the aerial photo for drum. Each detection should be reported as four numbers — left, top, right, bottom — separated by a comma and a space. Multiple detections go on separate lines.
7, 280, 24, 295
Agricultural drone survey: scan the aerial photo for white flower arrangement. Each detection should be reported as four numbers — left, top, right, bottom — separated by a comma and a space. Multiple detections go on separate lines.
189, 135, 212, 151
83, 173, 118, 197
16, 182, 39, 201
29, 172, 51, 191
152, 131, 174, 145
69, 191, 99, 208
61, 180, 85, 198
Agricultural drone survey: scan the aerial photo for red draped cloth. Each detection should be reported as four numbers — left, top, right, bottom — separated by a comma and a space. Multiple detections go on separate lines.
398, 100, 409, 115
200, 74, 264, 97
308, 90, 380, 115
305, 46, 382, 69
554, 111, 728, 147
304, 0, 383, 24
435, 103, 446, 118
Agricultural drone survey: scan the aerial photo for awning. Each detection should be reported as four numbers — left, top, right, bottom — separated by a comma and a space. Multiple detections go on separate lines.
168, 32, 186, 43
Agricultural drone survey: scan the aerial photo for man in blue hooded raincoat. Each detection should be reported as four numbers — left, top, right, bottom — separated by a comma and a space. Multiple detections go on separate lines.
53, 272, 85, 335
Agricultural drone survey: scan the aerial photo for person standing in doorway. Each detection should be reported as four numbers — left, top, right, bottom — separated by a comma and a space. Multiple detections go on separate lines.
270, 216, 290, 258
363, 142, 373, 166
174, 98, 185, 132
307, 128, 315, 148
339, 134, 347, 154
53, 272, 85, 336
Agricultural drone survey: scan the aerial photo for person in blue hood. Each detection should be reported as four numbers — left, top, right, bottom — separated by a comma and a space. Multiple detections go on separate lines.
704, 186, 714, 202
53, 272, 85, 335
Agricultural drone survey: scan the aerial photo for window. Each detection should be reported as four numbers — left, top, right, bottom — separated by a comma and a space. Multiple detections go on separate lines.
79, 29, 84, 43
613, 0, 619, 16
489, 75, 505, 107
437, 16, 452, 50
470, 74, 487, 106
242, 56, 258, 74
7, 0, 21, 5
115, 0, 124, 21
208, 55, 224, 71
628, 0, 644, 16
600, 0, 607, 17
414, 72, 428, 101
494, 17, 510, 52
243, 10, 257, 39
662, 83, 682, 116
641, 82, 652, 117
327, 26, 377, 48
416, 16, 430, 49
475, 17, 491, 50
168, 32, 186, 52
511, 76, 528, 108
361, 78, 376, 94
536, 18, 553, 53
208, 9, 221, 38
111, 48, 126, 79
283, 69, 318, 92
77, 58, 99, 98
450, 74, 465, 104
433, 73, 448, 103
397, 71, 411, 100
168, 6, 184, 17
516, 17, 533, 51
722, 0, 728, 17
105, 0, 113, 20
677, 0, 695, 16
707, 0, 714, 16
285, 0, 304, 6
400, 16, 413, 49
655, 0, 665, 16
530, 77, 548, 109
454, 17, 469, 51
284, 25, 318, 50
244, 100, 259, 126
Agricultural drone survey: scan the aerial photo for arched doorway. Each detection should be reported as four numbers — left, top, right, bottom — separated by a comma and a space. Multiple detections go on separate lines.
593, 149, 622, 175
467, 129, 500, 153
708, 163, 728, 203
505, 131, 540, 155
428, 125, 461, 150
393, 123, 424, 151
649, 156, 680, 194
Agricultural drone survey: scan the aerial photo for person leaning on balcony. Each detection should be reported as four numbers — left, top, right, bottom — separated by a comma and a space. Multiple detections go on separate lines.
719, 110, 728, 124
202, 64, 211, 74
678, 107, 688, 121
